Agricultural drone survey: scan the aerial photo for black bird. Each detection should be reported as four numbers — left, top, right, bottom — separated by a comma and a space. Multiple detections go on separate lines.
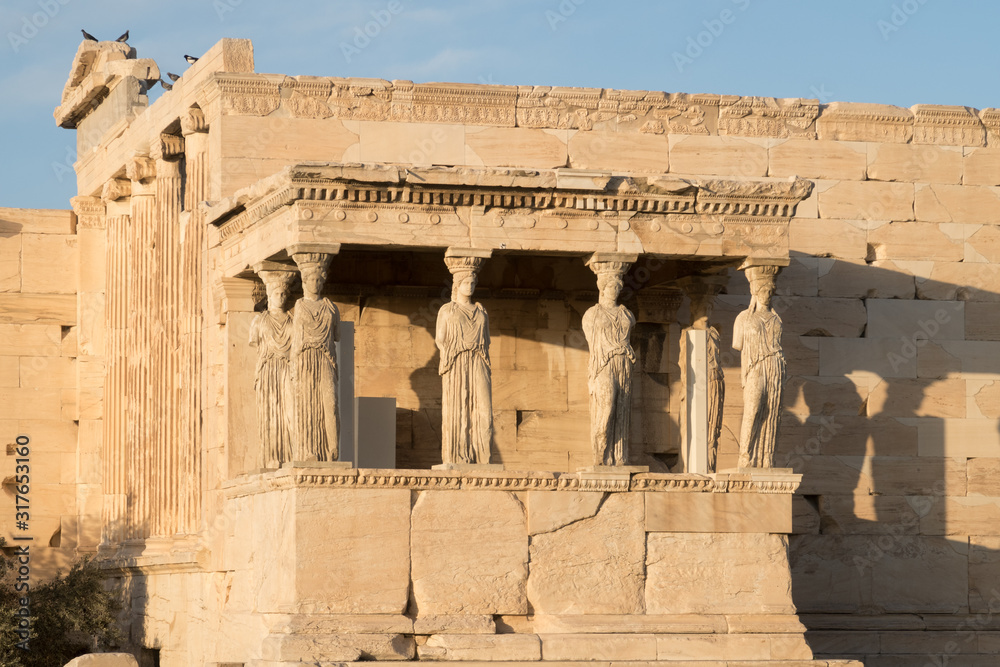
81, 29, 97, 41
184, 54, 198, 64
166, 72, 181, 82
159, 79, 173, 91
116, 30, 129, 43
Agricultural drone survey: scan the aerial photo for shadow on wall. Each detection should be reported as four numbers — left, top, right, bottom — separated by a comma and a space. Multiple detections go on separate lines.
746, 251, 1000, 663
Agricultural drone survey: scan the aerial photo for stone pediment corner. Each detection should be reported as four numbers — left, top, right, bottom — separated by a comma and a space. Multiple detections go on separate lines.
54, 39, 159, 128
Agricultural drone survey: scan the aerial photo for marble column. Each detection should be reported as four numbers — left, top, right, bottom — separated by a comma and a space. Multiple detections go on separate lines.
678, 274, 728, 473
125, 153, 156, 540
99, 178, 130, 547
179, 107, 207, 534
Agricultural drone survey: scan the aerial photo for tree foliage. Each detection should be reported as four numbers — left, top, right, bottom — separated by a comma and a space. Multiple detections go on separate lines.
0, 539, 123, 667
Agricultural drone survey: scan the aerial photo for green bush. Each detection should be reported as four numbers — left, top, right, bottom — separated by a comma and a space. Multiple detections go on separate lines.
0, 539, 123, 667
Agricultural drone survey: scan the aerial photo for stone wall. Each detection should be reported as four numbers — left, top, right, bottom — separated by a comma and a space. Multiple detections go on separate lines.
0, 206, 85, 579
197, 470, 821, 666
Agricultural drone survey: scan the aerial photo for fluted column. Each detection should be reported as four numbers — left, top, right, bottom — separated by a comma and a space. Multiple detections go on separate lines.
125, 154, 156, 540
99, 178, 131, 547
153, 134, 184, 537
180, 107, 207, 535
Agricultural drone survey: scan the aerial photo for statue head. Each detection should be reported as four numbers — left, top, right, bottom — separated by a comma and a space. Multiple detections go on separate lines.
292, 253, 333, 300
750, 278, 774, 308
258, 270, 296, 312
444, 254, 484, 305
597, 272, 623, 307
745, 264, 780, 312
454, 270, 477, 303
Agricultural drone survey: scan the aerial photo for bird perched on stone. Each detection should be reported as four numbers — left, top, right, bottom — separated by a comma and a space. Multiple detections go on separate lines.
184, 54, 198, 64
159, 79, 173, 91
116, 30, 129, 43
81, 29, 97, 41
167, 72, 181, 82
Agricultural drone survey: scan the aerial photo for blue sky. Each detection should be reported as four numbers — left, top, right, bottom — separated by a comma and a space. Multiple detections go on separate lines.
2, 0, 998, 210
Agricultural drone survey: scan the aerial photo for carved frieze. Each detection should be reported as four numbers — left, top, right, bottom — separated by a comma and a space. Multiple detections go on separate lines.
982, 109, 1000, 148
718, 97, 819, 139
285, 77, 334, 119
212, 73, 282, 117
816, 102, 913, 143
221, 467, 801, 496
912, 104, 986, 147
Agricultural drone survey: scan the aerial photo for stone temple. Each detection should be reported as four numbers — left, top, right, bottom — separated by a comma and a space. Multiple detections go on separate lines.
3, 36, 1000, 665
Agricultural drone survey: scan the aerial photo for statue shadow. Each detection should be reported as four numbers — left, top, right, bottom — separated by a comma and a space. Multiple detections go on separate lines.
739, 251, 1000, 663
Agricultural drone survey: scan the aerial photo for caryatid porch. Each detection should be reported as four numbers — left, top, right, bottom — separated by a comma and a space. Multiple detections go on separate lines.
206, 161, 811, 475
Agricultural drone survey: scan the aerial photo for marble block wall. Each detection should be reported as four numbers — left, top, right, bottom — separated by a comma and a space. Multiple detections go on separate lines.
0, 207, 91, 580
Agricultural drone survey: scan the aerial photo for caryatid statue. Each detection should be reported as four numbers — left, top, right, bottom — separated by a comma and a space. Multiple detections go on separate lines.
290, 250, 341, 462
249, 264, 298, 469
436, 248, 493, 465
583, 254, 637, 467
732, 264, 786, 468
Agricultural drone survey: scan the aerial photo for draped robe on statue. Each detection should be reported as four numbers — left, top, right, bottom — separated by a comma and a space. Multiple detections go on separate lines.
249, 310, 293, 468
292, 297, 340, 461
436, 301, 492, 464
583, 303, 636, 466
706, 325, 725, 472
733, 307, 785, 468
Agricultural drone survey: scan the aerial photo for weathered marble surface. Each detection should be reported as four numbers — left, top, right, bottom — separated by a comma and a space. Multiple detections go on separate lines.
733, 264, 786, 468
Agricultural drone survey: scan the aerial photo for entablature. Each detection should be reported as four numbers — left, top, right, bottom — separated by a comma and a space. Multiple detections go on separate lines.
206, 162, 812, 278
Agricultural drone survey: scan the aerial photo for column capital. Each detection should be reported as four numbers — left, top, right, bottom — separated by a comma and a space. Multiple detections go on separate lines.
585, 252, 638, 275
286, 243, 341, 259
181, 107, 208, 135
126, 154, 156, 183
444, 247, 491, 275
101, 178, 131, 203
151, 133, 185, 162
738, 257, 789, 272
70, 195, 106, 230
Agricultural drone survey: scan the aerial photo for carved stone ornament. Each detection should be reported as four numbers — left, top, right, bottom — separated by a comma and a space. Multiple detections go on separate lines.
290, 251, 341, 462
249, 264, 298, 469
732, 264, 786, 468
436, 249, 493, 465
583, 254, 637, 466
